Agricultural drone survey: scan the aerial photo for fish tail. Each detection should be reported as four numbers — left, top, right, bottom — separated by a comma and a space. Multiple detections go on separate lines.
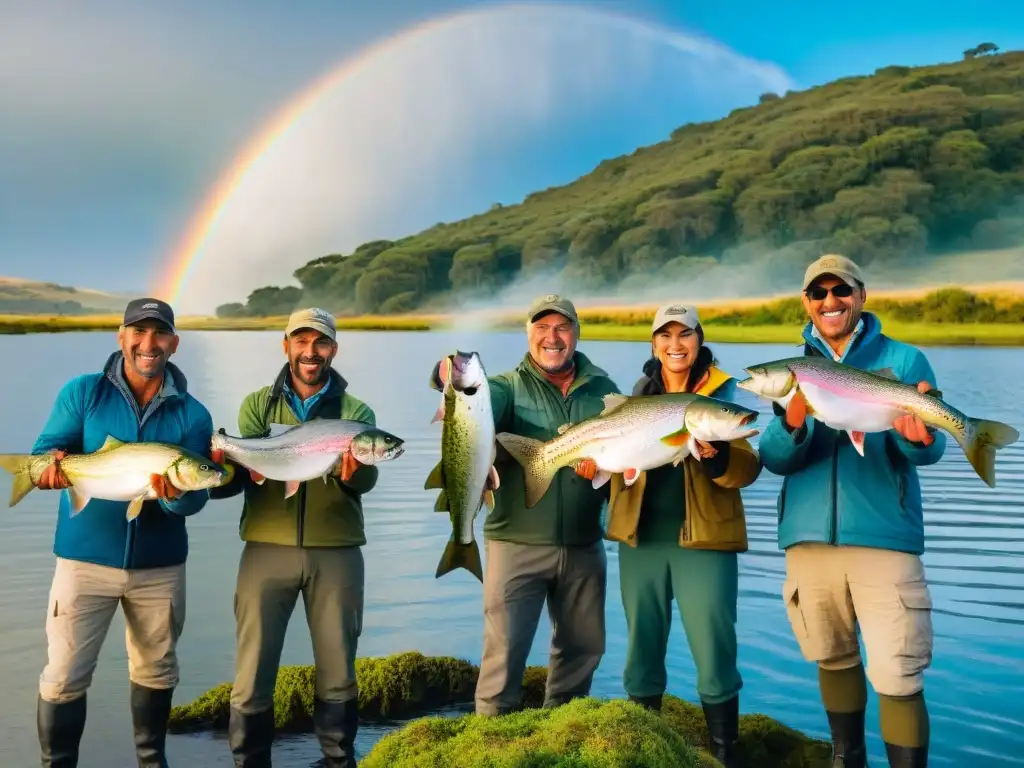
0, 454, 44, 507
495, 433, 556, 508
958, 417, 1020, 488
435, 538, 483, 583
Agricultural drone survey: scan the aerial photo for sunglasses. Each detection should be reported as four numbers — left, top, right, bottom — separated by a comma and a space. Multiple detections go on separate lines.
805, 283, 856, 301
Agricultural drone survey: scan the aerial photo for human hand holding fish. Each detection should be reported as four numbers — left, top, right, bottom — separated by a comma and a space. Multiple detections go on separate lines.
892, 382, 936, 445
573, 458, 597, 480
209, 448, 265, 484
149, 473, 182, 500
36, 450, 71, 490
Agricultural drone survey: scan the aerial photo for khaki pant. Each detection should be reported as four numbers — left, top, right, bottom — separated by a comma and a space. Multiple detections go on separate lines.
39, 557, 186, 704
230, 542, 364, 714
782, 543, 934, 698
476, 539, 607, 716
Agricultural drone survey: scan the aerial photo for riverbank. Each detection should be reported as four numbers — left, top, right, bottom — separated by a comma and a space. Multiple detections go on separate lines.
4, 286, 1023, 346
168, 651, 831, 767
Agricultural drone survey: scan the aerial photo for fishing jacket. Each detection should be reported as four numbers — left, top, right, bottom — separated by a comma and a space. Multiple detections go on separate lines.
32, 352, 214, 570
605, 363, 760, 552
430, 350, 621, 547
757, 311, 947, 555
210, 366, 378, 548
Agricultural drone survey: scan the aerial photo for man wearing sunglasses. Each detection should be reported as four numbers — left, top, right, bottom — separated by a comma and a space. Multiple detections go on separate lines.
758, 254, 944, 768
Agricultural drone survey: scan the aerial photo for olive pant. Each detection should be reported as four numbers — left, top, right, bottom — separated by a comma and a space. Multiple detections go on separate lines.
230, 541, 364, 714
618, 543, 742, 704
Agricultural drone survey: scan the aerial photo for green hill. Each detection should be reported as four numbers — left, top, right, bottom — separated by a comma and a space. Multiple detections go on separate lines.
219, 47, 1024, 318
0, 277, 131, 315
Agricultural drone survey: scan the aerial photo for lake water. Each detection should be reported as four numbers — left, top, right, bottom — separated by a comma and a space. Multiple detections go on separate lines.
0, 330, 1021, 767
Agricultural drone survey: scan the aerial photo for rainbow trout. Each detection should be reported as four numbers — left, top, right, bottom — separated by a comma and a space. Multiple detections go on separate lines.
495, 392, 759, 509
736, 355, 1019, 487
424, 351, 497, 583
0, 436, 225, 520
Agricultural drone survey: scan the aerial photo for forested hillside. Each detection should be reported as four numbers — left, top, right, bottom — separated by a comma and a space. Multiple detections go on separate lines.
218, 47, 1024, 318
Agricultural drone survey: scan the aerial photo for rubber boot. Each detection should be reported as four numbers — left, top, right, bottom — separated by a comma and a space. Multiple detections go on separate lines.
130, 683, 174, 768
38, 694, 87, 768
542, 691, 588, 709
312, 698, 358, 768
628, 694, 663, 712
884, 743, 928, 767
701, 697, 741, 768
228, 706, 275, 768
826, 710, 868, 768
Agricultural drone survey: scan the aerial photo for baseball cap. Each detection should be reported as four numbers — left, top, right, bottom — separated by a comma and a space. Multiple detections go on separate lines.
802, 254, 864, 291
285, 307, 336, 340
122, 298, 175, 332
652, 303, 700, 334
527, 294, 578, 325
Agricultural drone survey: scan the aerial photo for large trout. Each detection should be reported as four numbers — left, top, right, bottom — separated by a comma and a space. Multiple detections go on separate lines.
736, 355, 1019, 487
424, 351, 498, 583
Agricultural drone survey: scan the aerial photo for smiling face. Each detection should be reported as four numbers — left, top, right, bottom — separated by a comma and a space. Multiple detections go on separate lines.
802, 274, 865, 344
283, 328, 337, 387
118, 319, 178, 379
653, 321, 700, 376
528, 311, 577, 374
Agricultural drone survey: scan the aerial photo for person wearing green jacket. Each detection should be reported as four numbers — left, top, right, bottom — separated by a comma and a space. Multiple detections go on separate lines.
429, 294, 621, 716
210, 308, 379, 768
605, 304, 761, 768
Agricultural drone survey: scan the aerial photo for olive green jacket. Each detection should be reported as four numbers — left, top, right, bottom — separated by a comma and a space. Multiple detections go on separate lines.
211, 365, 378, 547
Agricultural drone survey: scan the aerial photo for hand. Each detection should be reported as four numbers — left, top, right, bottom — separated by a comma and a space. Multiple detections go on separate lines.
893, 381, 935, 445
210, 448, 264, 483
336, 450, 363, 484
150, 474, 182, 500
785, 389, 808, 430
573, 458, 597, 481
37, 450, 71, 490
694, 439, 718, 459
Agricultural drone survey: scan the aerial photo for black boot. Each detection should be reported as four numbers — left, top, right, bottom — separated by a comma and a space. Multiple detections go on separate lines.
228, 706, 275, 768
701, 697, 741, 768
826, 710, 868, 768
312, 698, 358, 768
884, 743, 928, 767
38, 694, 87, 767
628, 694, 663, 712
130, 682, 173, 768
542, 691, 588, 709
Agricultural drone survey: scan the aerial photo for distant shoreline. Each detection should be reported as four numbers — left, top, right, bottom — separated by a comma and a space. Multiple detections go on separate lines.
3, 284, 1023, 347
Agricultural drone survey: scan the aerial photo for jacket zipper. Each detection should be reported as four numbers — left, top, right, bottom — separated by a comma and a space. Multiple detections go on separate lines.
828, 437, 839, 545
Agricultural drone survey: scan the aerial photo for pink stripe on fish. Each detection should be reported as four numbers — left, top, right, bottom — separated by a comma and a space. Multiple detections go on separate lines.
794, 369, 894, 405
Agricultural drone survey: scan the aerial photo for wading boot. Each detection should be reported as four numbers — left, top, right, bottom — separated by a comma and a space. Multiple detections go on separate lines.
130, 682, 174, 768
884, 743, 928, 767
701, 697, 741, 768
38, 694, 87, 768
628, 694, 663, 712
228, 706, 275, 768
313, 697, 358, 768
826, 710, 868, 768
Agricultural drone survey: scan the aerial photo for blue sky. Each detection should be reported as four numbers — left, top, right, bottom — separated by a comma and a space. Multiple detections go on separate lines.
0, 0, 1020, 310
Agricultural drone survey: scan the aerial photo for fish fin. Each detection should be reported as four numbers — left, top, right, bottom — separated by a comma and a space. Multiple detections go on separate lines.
486, 465, 500, 491
430, 405, 445, 423
125, 494, 145, 521
957, 417, 1020, 488
495, 433, 556, 509
0, 454, 40, 507
67, 486, 92, 516
483, 489, 495, 510
267, 423, 294, 438
253, 474, 266, 486
283, 480, 301, 499
623, 468, 640, 487
660, 428, 689, 447
848, 430, 866, 457
556, 422, 572, 435
687, 435, 701, 462
435, 538, 483, 583
870, 367, 899, 381
599, 393, 629, 416
97, 435, 125, 453
592, 470, 612, 490
924, 388, 943, 399
672, 451, 686, 467
424, 461, 445, 490
434, 489, 449, 512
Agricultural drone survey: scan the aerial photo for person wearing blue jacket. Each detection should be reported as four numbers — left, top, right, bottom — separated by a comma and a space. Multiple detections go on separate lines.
29, 298, 214, 768
758, 255, 944, 768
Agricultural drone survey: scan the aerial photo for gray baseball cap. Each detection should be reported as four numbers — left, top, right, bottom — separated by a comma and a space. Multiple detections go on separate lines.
652, 303, 700, 333
527, 294, 578, 325
802, 254, 864, 290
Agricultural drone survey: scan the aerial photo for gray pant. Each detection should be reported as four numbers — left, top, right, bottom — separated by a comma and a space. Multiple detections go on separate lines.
230, 541, 364, 714
475, 539, 607, 715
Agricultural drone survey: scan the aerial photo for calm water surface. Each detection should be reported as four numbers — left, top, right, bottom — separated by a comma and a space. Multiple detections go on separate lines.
0, 330, 1021, 767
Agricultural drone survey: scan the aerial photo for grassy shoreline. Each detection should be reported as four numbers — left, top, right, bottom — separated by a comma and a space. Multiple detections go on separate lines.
3, 286, 1023, 347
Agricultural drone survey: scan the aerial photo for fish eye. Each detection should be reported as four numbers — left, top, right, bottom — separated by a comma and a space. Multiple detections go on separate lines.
200, 464, 209, 471
464, 386, 478, 396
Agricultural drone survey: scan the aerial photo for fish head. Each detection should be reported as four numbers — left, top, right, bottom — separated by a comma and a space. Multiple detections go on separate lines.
736, 363, 796, 401
167, 452, 227, 491
684, 397, 760, 442
350, 428, 406, 465
450, 351, 487, 395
